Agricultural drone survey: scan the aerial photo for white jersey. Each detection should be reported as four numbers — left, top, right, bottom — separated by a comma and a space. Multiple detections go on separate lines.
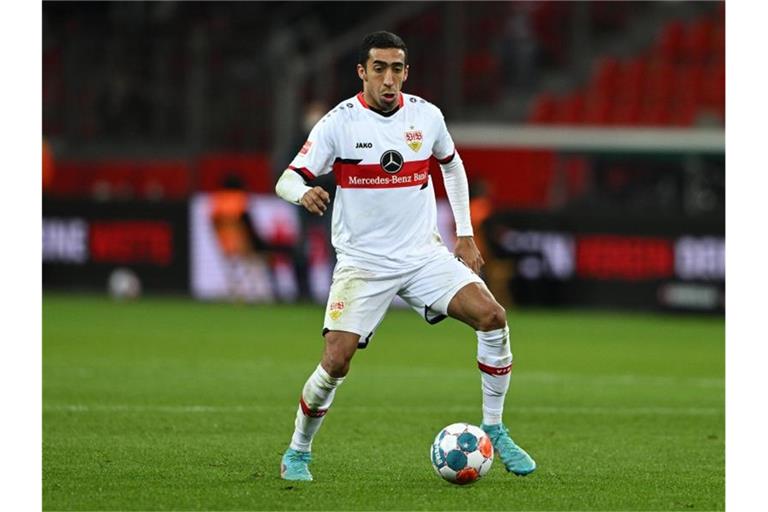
288, 92, 458, 273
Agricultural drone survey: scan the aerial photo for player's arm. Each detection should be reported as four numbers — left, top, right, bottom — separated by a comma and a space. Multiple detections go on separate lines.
439, 152, 485, 273
275, 170, 330, 216
277, 108, 336, 216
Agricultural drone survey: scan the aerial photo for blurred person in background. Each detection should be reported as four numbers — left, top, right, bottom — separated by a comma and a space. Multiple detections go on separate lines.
209, 174, 273, 302
284, 101, 336, 301
274, 31, 535, 481
469, 180, 515, 309
501, 2, 538, 91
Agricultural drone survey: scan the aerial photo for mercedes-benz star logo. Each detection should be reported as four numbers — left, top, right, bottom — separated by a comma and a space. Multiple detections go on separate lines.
380, 150, 404, 174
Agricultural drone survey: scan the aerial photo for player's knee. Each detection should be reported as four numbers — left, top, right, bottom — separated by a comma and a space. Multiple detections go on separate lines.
323, 355, 351, 378
477, 303, 507, 332
322, 332, 357, 377
322, 352, 352, 377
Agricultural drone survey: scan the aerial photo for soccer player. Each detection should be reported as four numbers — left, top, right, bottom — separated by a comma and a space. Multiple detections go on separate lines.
275, 31, 536, 481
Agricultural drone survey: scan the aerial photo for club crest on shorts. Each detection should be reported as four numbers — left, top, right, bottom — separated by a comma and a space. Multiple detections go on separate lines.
405, 128, 423, 152
329, 301, 345, 321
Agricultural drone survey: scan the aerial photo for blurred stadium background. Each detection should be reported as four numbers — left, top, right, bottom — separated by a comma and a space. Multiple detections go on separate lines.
42, 0, 725, 313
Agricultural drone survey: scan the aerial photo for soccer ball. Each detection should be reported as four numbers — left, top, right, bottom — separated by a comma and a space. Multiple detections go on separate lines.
430, 422, 494, 485
107, 267, 142, 300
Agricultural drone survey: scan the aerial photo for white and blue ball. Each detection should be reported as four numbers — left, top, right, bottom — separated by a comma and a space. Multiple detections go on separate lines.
430, 422, 494, 485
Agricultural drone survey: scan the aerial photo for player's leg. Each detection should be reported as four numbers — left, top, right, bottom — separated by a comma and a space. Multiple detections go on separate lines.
292, 330, 359, 447
401, 252, 536, 475
446, 283, 536, 475
447, 283, 513, 427
445, 281, 506, 330
281, 265, 398, 481
281, 330, 359, 481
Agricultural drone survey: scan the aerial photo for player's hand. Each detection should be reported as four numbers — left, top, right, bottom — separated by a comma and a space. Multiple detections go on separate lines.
454, 236, 485, 274
300, 186, 330, 216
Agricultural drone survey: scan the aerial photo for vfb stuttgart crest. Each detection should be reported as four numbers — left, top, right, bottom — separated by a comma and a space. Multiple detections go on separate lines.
329, 301, 345, 321
405, 129, 423, 152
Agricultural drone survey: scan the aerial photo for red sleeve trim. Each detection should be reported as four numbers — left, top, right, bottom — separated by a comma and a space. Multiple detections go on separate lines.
437, 151, 456, 165
288, 165, 316, 181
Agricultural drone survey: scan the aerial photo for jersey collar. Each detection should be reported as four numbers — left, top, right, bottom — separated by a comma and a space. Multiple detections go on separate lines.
356, 92, 405, 112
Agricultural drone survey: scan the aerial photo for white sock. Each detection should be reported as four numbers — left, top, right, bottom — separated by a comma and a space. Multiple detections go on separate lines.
477, 325, 512, 425
289, 364, 345, 452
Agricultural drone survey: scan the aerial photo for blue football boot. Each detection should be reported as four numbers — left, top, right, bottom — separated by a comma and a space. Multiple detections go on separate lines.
481, 423, 537, 476
280, 448, 313, 481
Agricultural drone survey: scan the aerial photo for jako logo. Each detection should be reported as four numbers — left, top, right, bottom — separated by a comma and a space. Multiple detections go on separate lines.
355, 142, 373, 148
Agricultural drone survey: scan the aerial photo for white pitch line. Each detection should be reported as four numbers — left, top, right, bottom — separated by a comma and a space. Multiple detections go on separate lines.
42, 404, 723, 416
517, 372, 724, 389
360, 368, 724, 389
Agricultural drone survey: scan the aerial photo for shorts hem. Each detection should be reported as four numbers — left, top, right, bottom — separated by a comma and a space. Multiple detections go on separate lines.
429, 274, 485, 316
321, 325, 369, 338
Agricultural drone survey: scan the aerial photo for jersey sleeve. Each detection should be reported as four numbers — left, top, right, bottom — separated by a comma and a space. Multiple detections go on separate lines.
432, 111, 457, 164
287, 115, 337, 180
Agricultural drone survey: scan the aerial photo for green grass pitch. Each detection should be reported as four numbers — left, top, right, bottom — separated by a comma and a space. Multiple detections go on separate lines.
43, 294, 724, 510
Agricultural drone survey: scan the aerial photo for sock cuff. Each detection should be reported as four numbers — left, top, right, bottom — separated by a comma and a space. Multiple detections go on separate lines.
476, 324, 509, 345
316, 363, 345, 387
477, 324, 512, 369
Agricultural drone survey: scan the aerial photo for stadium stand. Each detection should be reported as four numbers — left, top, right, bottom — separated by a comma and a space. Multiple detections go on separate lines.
527, 7, 724, 127
43, 1, 724, 202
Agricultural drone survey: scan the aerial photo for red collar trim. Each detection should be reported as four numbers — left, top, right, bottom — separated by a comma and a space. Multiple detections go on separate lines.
356, 92, 369, 109
356, 92, 405, 110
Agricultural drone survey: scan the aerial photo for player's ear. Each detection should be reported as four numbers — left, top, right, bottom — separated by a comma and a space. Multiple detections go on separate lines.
403, 64, 409, 83
357, 63, 366, 81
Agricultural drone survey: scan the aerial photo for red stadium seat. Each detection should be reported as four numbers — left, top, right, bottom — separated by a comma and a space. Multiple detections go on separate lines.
554, 92, 586, 124
617, 56, 648, 103
711, 24, 725, 63
682, 18, 715, 63
674, 64, 705, 106
610, 98, 641, 126
670, 97, 698, 127
655, 21, 684, 62
641, 100, 674, 126
645, 61, 675, 102
583, 96, 611, 125
590, 57, 621, 96
701, 62, 725, 108
528, 93, 557, 124
526, 12, 724, 129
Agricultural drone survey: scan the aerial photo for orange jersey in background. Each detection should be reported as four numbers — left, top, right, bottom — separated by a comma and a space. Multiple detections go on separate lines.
209, 190, 252, 256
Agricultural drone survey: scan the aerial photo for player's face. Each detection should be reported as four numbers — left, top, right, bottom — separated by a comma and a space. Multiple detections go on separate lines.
357, 48, 408, 112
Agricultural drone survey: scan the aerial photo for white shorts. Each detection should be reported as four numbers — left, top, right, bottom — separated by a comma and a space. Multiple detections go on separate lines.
323, 250, 484, 348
